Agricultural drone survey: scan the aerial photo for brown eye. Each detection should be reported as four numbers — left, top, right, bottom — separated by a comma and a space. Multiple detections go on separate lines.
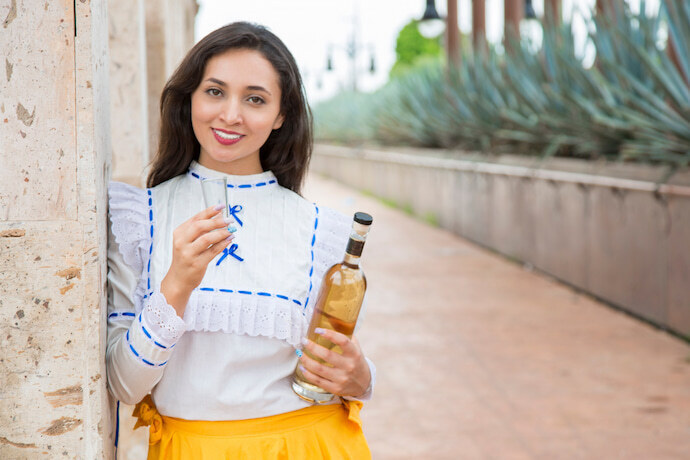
206, 88, 222, 97
247, 96, 265, 105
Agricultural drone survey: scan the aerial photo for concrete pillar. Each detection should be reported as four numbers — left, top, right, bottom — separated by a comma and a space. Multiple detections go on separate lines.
596, 0, 616, 17
446, 0, 461, 67
164, 0, 198, 77
144, 0, 167, 168
472, 0, 486, 52
144, 0, 198, 169
109, 0, 149, 186
0, 0, 112, 458
544, 0, 561, 27
504, 0, 522, 48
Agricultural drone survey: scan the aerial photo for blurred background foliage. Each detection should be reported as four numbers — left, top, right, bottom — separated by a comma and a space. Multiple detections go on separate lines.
313, 0, 690, 167
388, 19, 443, 78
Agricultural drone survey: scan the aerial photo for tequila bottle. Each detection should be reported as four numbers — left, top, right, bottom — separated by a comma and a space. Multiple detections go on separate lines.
292, 212, 373, 403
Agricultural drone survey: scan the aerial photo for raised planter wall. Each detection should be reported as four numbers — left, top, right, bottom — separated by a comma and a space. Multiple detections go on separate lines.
312, 144, 690, 337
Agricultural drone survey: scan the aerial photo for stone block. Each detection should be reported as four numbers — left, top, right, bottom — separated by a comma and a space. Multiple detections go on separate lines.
0, 0, 111, 457
489, 175, 536, 262
532, 181, 588, 288
667, 197, 690, 336
438, 168, 457, 230
0, 0, 77, 222
410, 166, 435, 219
108, 0, 149, 185
587, 188, 667, 325
0, 221, 86, 457
451, 169, 464, 236
460, 172, 492, 247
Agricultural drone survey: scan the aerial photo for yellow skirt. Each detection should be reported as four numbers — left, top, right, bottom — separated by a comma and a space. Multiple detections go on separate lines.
132, 395, 371, 460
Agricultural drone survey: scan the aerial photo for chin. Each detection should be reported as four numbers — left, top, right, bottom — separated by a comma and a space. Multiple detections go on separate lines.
206, 150, 239, 163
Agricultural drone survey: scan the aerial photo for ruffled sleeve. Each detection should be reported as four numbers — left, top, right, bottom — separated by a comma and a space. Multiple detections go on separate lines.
106, 181, 185, 405
108, 181, 152, 312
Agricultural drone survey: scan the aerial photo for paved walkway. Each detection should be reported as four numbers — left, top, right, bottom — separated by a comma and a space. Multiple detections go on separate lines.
304, 173, 690, 460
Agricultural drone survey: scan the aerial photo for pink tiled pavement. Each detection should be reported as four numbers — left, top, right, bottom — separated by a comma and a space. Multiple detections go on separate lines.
303, 172, 690, 460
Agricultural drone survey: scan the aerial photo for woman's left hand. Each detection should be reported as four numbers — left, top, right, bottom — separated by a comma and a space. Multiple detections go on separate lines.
299, 329, 371, 399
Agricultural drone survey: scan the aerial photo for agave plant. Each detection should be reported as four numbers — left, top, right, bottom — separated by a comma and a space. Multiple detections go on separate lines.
587, 0, 690, 164
312, 91, 377, 145
313, 0, 690, 166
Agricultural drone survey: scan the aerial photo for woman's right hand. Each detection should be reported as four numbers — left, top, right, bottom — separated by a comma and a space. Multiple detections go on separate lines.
160, 204, 235, 317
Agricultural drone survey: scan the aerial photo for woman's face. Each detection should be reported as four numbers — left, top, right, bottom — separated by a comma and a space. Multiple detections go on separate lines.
191, 48, 284, 175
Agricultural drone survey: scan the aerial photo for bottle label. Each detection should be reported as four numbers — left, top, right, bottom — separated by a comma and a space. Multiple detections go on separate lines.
346, 238, 364, 257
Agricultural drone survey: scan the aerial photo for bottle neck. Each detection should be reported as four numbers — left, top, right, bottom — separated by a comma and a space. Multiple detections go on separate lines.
343, 234, 365, 268
343, 252, 361, 268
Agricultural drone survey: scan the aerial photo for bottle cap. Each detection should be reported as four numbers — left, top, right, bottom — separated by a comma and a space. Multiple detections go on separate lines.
354, 212, 373, 226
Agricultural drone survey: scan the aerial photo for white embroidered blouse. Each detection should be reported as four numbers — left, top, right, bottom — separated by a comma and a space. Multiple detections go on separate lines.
106, 161, 375, 421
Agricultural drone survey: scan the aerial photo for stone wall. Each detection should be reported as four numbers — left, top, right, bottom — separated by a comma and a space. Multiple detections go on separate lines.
109, 0, 198, 186
0, 0, 198, 456
0, 0, 112, 458
109, 0, 149, 186
311, 144, 690, 337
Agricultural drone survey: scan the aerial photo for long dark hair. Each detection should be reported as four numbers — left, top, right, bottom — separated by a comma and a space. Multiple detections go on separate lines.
146, 22, 312, 194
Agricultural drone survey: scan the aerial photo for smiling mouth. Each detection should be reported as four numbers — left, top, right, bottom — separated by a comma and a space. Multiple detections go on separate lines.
213, 129, 242, 140
212, 128, 244, 145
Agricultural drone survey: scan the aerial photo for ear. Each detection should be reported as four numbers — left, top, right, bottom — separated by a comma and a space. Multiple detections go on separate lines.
272, 113, 285, 130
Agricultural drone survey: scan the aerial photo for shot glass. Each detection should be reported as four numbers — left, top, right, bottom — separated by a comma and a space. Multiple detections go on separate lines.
200, 178, 228, 218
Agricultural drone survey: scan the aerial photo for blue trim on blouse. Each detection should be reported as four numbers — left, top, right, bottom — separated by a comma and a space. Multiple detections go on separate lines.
147, 190, 153, 295
125, 329, 168, 367
303, 205, 319, 309
194, 287, 305, 309
115, 400, 120, 449
138, 312, 173, 349
188, 170, 277, 188
108, 311, 136, 319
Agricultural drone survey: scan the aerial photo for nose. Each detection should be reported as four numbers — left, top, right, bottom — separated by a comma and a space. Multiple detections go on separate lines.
219, 98, 242, 125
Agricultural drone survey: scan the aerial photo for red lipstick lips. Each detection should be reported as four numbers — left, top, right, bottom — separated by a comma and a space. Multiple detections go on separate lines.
212, 128, 243, 146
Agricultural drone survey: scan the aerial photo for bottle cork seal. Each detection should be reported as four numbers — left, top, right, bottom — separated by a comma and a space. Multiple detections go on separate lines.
354, 212, 373, 226
346, 238, 365, 256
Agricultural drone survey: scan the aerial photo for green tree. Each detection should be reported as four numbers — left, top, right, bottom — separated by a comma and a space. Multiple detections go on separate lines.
390, 20, 442, 78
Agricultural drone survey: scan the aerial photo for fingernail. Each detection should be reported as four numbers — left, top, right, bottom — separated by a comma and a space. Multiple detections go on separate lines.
228, 226, 237, 233
223, 217, 234, 224
301, 337, 310, 346
224, 235, 235, 242
295, 349, 303, 358
213, 204, 225, 211
299, 365, 306, 373
314, 328, 326, 335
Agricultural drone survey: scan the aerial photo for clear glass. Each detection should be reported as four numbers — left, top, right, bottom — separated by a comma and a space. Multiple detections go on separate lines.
200, 178, 228, 218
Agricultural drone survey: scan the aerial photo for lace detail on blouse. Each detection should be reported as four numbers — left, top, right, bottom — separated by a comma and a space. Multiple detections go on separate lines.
142, 292, 186, 346
182, 290, 306, 346
108, 181, 152, 313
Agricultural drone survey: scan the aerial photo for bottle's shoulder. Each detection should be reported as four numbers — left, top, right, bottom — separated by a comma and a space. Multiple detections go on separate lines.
324, 262, 365, 281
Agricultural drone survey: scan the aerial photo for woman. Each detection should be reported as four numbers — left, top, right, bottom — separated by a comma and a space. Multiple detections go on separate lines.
106, 22, 374, 459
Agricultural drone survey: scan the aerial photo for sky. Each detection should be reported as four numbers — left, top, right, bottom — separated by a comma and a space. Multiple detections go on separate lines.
195, 0, 660, 104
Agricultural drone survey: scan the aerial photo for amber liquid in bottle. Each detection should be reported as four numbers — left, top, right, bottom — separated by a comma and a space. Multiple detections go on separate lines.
292, 212, 372, 403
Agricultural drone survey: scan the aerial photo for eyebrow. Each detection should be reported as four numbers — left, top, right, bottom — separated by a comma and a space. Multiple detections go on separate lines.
204, 78, 272, 96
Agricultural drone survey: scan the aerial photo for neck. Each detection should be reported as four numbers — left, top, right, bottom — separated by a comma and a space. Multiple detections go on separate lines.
198, 152, 263, 176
